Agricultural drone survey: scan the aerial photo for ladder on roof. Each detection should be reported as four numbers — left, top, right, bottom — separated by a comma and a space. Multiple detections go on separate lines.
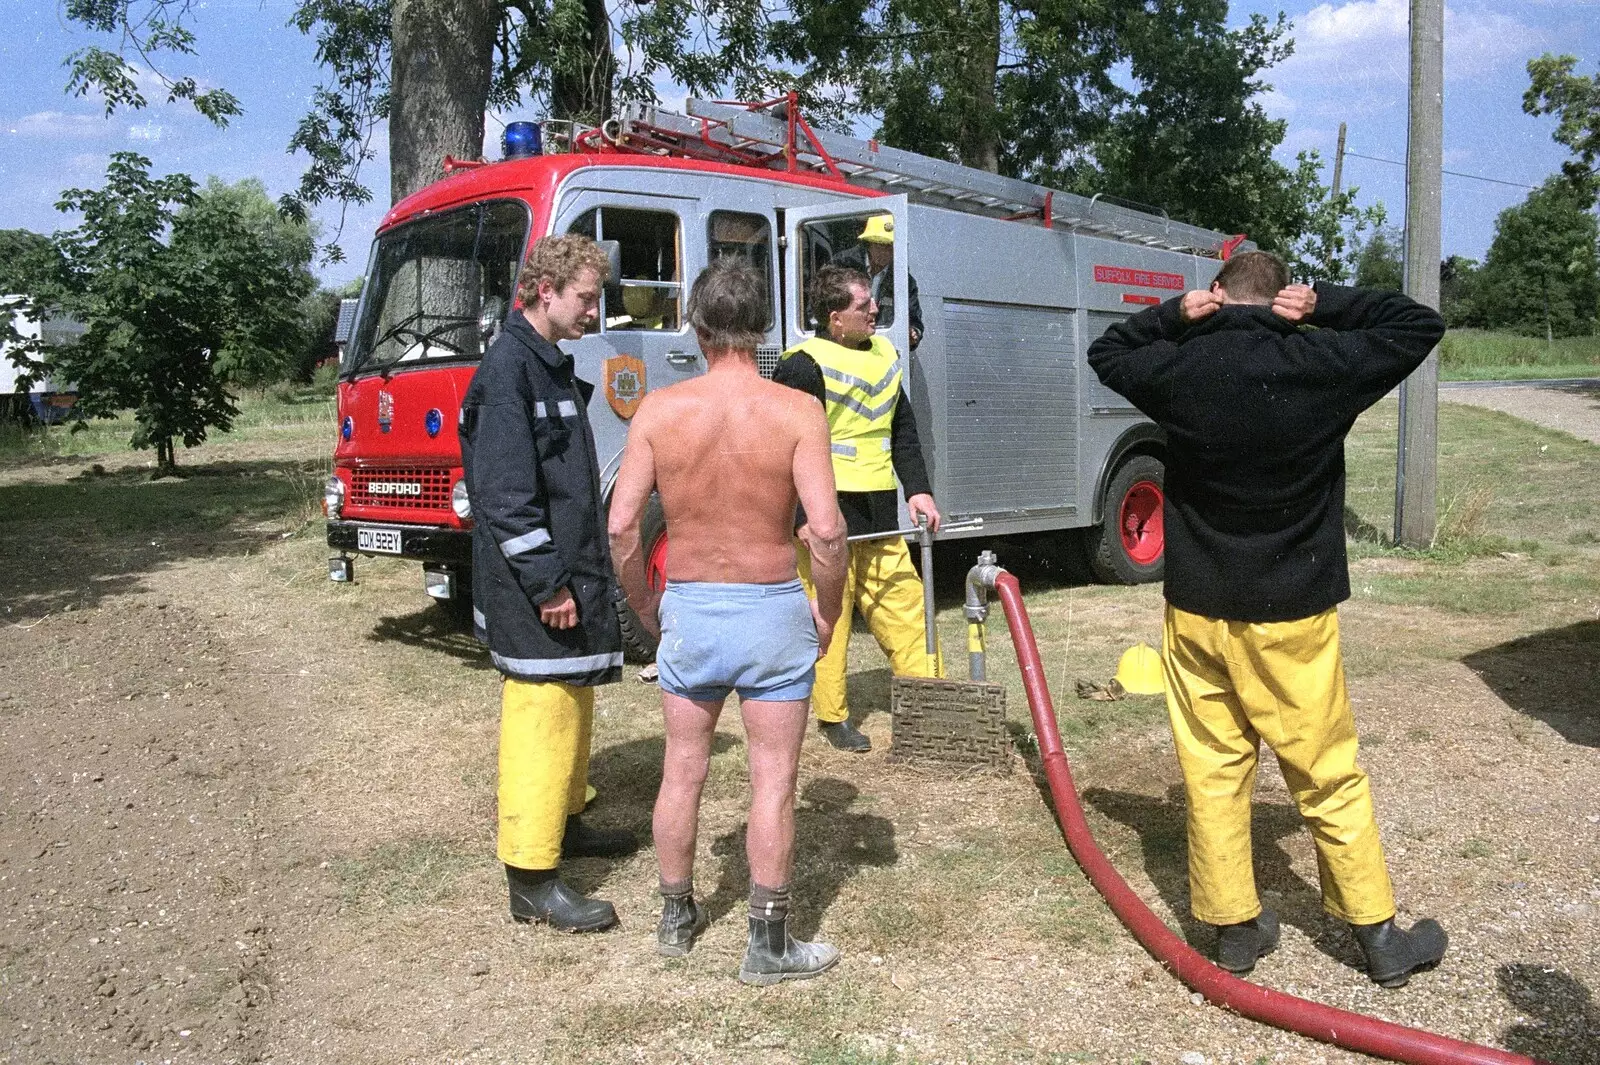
606, 96, 1241, 258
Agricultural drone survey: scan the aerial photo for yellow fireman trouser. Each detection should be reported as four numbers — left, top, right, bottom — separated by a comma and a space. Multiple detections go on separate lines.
796, 536, 940, 724
497, 679, 592, 871
1162, 604, 1397, 926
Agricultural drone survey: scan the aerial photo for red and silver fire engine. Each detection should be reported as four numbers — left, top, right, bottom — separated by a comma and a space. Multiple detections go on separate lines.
325, 96, 1245, 660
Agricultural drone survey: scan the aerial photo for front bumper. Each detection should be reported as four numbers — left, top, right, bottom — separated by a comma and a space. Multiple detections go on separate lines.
326, 520, 472, 565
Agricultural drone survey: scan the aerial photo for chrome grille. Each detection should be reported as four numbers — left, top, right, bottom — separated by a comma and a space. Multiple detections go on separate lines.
350, 466, 453, 511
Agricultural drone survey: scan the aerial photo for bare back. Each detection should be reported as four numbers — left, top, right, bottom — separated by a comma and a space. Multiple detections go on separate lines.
637, 362, 825, 584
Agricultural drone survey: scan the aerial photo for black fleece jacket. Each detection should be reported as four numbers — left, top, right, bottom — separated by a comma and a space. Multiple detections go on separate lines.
1087, 283, 1445, 623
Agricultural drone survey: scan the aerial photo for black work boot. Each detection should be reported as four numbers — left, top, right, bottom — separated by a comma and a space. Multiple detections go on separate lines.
738, 915, 840, 985
562, 815, 639, 859
1351, 917, 1448, 988
819, 719, 871, 753
506, 865, 618, 932
1213, 908, 1280, 975
656, 894, 708, 957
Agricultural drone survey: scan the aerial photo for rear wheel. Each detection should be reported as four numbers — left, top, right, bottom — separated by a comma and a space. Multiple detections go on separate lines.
1085, 453, 1165, 584
615, 495, 668, 663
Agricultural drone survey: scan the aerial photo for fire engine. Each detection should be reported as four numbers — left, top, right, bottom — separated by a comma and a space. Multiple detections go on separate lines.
325, 96, 1245, 660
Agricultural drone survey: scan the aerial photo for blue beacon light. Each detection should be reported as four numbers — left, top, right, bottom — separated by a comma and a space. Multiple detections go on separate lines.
502, 122, 542, 160
425, 408, 443, 438
341, 416, 353, 441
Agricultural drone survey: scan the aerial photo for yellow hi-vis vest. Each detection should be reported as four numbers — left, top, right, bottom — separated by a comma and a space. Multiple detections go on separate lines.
784, 334, 902, 493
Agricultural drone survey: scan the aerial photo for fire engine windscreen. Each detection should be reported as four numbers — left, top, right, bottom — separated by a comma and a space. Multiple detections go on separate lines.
344, 200, 531, 377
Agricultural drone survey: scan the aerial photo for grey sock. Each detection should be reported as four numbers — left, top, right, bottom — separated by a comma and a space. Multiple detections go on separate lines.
749, 882, 791, 922
659, 878, 693, 899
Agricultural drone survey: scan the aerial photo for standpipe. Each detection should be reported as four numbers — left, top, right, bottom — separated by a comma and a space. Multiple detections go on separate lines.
965, 562, 1543, 1065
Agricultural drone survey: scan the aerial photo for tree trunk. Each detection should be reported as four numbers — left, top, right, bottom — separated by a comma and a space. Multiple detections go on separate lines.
551, 0, 616, 123
389, 0, 499, 203
954, 0, 1001, 174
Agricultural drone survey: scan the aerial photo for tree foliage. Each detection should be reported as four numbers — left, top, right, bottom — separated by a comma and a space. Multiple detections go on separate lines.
1524, 53, 1600, 202
63, 0, 1365, 278
1463, 179, 1599, 339
51, 156, 316, 469
1352, 219, 1404, 292
63, 0, 242, 126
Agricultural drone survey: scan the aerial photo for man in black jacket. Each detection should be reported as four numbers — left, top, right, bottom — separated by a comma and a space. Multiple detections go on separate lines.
460, 234, 636, 933
1088, 251, 1449, 987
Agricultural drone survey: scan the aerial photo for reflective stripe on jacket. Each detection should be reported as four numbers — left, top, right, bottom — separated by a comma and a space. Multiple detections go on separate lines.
784, 334, 901, 492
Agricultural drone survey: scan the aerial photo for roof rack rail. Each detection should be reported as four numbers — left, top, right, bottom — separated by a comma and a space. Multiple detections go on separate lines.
603, 95, 1240, 258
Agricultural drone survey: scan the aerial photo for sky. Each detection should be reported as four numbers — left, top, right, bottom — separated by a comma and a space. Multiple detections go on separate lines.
1, 0, 1595, 288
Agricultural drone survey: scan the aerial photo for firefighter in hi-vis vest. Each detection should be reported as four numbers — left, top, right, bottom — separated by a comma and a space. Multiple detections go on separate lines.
772, 262, 941, 752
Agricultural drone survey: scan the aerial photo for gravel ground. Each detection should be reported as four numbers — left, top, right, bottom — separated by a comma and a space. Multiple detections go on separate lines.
1441, 380, 1600, 445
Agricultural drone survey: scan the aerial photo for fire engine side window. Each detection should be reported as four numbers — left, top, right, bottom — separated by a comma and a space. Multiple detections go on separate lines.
708, 211, 774, 325
798, 214, 894, 332
567, 207, 682, 332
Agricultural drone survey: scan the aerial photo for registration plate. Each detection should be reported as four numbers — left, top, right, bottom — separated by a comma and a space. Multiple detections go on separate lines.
357, 526, 404, 555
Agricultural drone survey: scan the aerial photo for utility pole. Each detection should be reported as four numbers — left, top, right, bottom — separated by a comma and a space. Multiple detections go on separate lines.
1332, 122, 1348, 198
1394, 0, 1443, 548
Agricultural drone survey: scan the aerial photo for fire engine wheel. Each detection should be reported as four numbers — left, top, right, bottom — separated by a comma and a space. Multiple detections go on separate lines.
1085, 453, 1165, 585
615, 495, 668, 664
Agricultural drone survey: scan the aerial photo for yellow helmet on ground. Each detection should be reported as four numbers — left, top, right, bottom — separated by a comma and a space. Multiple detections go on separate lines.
1115, 642, 1165, 695
859, 214, 895, 244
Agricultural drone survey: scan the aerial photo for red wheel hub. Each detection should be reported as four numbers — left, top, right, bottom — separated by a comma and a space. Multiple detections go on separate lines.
1119, 480, 1164, 566
646, 533, 669, 592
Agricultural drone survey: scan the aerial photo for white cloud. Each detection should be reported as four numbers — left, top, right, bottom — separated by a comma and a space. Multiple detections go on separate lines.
7, 111, 111, 140
127, 121, 165, 142
1273, 0, 1543, 93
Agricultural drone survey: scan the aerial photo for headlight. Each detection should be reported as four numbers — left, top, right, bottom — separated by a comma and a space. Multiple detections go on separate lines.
324, 475, 346, 518
451, 479, 472, 520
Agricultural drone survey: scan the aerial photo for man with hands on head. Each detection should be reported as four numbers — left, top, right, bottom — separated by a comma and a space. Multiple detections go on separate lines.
609, 261, 850, 984
1087, 251, 1450, 988
459, 234, 637, 934
772, 264, 941, 753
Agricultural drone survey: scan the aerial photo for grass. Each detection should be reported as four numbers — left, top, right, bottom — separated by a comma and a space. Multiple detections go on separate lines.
4, 371, 1600, 1062
333, 837, 481, 908
0, 382, 335, 466
1439, 329, 1600, 381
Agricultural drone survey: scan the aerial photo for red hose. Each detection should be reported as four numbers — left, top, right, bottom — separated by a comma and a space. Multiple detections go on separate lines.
991, 573, 1542, 1065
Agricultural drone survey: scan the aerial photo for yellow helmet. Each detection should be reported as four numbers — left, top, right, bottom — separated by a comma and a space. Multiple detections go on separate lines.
1114, 642, 1165, 695
859, 214, 895, 244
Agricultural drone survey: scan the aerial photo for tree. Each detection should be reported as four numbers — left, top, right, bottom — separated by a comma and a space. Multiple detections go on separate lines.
778, 0, 1369, 276
66, 0, 1367, 273
51, 155, 316, 469
1524, 54, 1600, 202
0, 230, 70, 302
1468, 179, 1599, 339
1352, 220, 1404, 291
1439, 255, 1480, 328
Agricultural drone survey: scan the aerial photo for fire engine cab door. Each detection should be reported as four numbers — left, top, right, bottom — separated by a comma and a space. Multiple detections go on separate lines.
782, 196, 911, 359
549, 189, 698, 476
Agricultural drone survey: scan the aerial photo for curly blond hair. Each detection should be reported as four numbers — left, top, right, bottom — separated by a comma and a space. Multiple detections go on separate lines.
517, 234, 611, 303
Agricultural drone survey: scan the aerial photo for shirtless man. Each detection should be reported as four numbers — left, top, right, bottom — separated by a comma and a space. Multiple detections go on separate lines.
609, 261, 849, 984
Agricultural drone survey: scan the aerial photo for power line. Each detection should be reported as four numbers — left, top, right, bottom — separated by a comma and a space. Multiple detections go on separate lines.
1343, 150, 1539, 191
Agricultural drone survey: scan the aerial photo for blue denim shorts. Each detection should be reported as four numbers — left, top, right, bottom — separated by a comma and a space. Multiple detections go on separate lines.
656, 579, 817, 702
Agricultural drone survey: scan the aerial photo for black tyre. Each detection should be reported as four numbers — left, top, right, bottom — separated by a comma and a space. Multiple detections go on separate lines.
615, 494, 668, 663
1085, 453, 1165, 585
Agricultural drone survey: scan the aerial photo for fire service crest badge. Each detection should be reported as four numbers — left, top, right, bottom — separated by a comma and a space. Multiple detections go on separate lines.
604, 354, 646, 420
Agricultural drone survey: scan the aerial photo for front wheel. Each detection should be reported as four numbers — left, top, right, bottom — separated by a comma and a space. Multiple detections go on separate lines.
1084, 454, 1165, 585
615, 494, 668, 663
